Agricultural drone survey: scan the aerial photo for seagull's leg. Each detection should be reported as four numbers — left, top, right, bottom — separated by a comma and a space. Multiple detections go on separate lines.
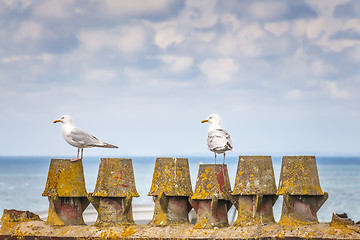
223, 153, 225, 164
214, 153, 217, 164
71, 148, 81, 161
80, 148, 83, 160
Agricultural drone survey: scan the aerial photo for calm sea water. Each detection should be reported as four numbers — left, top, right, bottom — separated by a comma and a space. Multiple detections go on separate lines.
0, 156, 359, 223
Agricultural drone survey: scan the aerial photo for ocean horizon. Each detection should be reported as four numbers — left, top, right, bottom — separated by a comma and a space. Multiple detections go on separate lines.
1, 155, 360, 224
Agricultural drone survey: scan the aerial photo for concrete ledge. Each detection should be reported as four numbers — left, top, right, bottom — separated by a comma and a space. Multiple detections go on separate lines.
2, 220, 360, 239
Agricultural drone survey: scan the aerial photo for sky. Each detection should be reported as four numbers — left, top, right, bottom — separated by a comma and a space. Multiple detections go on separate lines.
1, 0, 360, 157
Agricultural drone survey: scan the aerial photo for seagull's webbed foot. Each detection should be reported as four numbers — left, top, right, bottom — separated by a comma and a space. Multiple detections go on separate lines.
70, 158, 81, 162
70, 148, 83, 161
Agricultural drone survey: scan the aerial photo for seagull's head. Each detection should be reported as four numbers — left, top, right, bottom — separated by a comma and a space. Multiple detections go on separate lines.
201, 113, 221, 126
53, 115, 72, 124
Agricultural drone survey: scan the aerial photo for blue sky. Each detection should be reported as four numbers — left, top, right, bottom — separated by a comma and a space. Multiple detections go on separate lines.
1, 0, 360, 157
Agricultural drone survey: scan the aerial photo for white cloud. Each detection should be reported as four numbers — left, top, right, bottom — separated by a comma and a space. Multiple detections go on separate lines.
151, 21, 184, 49
286, 89, 303, 100
123, 66, 195, 89
98, 0, 172, 16
264, 21, 290, 36
83, 69, 117, 83
292, 17, 359, 52
292, 19, 307, 37
216, 24, 266, 57
306, 17, 338, 39
305, 0, 350, 16
180, 0, 218, 28
349, 45, 360, 62
199, 58, 239, 85
13, 21, 43, 42
116, 26, 147, 54
282, 48, 338, 80
343, 19, 360, 33
193, 31, 216, 43
3, 55, 30, 63
310, 18, 360, 53
306, 23, 323, 39
216, 34, 240, 56
237, 23, 265, 42
322, 81, 349, 99
2, 53, 54, 64
317, 35, 358, 52
4, 0, 31, 11
78, 25, 147, 54
249, 1, 289, 20
154, 55, 194, 73
221, 14, 243, 32
33, 0, 76, 20
292, 17, 343, 39
310, 60, 337, 77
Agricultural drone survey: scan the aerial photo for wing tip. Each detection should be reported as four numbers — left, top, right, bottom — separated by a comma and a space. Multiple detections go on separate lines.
103, 143, 118, 148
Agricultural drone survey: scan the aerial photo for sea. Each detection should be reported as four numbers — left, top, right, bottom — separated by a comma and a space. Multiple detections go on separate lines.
1, 156, 360, 224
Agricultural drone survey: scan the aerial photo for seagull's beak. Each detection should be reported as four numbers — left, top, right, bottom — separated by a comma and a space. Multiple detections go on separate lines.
53, 119, 61, 123
201, 119, 208, 123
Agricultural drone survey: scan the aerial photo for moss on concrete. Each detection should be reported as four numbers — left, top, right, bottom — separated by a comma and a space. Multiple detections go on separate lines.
2, 219, 360, 239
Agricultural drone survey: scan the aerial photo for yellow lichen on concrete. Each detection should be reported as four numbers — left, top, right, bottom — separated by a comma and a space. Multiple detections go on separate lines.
278, 156, 324, 195
120, 226, 137, 237
99, 228, 121, 239
232, 156, 277, 195
193, 216, 210, 229
148, 193, 169, 226
3, 219, 360, 239
42, 159, 87, 197
0, 210, 42, 236
93, 158, 139, 198
45, 197, 64, 226
148, 158, 193, 197
278, 213, 315, 227
192, 164, 231, 200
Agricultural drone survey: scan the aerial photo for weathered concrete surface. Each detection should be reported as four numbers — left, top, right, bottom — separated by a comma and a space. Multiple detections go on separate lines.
42, 159, 88, 198
89, 158, 139, 227
148, 158, 193, 226
232, 156, 278, 226
278, 156, 324, 196
92, 158, 139, 198
278, 156, 328, 225
42, 159, 90, 226
2, 216, 360, 239
148, 158, 193, 197
191, 164, 232, 229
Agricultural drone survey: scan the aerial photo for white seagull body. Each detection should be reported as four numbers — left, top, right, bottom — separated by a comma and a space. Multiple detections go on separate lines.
53, 115, 118, 161
201, 114, 233, 164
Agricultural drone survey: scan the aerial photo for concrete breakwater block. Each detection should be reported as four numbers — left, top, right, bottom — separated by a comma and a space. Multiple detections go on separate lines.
88, 158, 139, 227
190, 164, 232, 229
231, 156, 278, 226
148, 157, 193, 226
42, 159, 89, 226
278, 156, 328, 225
0, 209, 41, 235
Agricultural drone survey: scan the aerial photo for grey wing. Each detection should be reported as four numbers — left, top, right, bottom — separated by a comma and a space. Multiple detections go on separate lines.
207, 129, 233, 152
69, 128, 103, 147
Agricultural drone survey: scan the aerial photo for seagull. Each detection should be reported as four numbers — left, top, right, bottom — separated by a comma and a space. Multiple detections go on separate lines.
201, 113, 233, 164
53, 115, 118, 161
